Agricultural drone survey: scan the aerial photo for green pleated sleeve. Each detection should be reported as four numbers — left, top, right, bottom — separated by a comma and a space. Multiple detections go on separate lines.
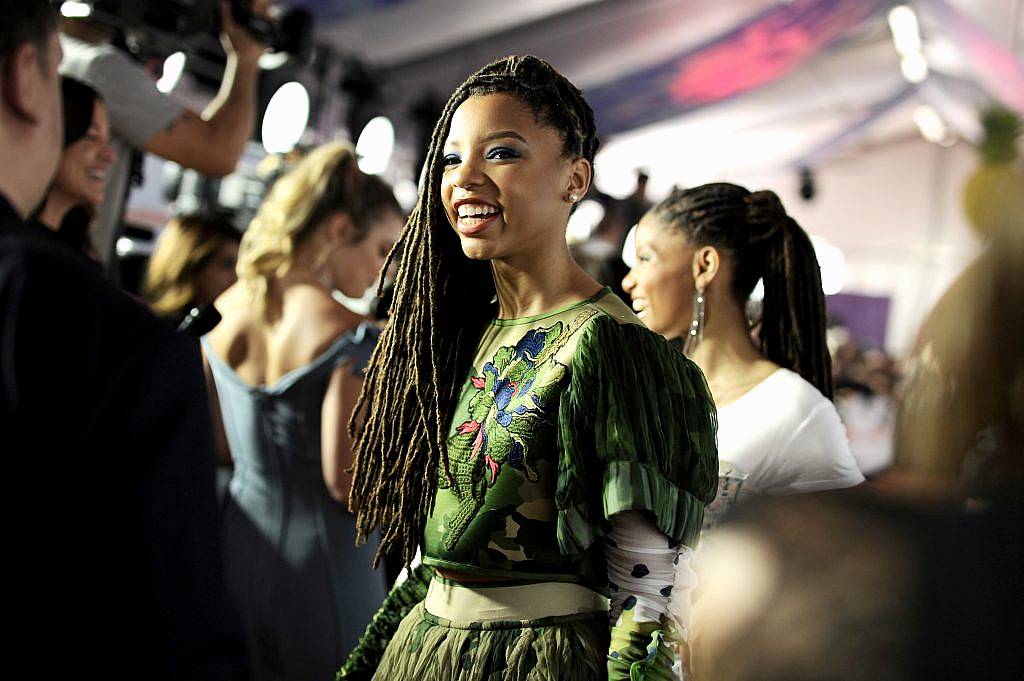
336, 564, 433, 680
556, 314, 718, 555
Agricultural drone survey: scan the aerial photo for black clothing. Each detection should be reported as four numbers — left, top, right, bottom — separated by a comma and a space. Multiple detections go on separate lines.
0, 193, 247, 679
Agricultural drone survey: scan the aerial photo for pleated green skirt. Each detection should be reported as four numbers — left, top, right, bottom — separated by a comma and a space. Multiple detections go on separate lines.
371, 601, 609, 680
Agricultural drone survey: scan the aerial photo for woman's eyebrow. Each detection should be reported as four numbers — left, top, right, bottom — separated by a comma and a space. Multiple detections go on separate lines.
444, 129, 528, 150
479, 130, 528, 144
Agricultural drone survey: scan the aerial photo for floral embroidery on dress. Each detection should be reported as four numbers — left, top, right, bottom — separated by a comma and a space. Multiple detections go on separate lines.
439, 310, 597, 549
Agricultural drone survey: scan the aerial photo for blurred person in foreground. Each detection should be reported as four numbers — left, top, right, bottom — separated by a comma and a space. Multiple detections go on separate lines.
202, 142, 404, 681
32, 76, 112, 260
144, 210, 241, 325
59, 0, 268, 265
690, 486, 1022, 681
0, 2, 247, 676
890, 105, 1024, 502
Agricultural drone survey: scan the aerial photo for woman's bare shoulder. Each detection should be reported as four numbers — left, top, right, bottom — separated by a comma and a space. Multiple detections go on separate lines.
280, 285, 372, 364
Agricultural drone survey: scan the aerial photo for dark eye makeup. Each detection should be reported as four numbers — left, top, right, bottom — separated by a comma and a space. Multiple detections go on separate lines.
442, 145, 522, 167
486, 146, 520, 160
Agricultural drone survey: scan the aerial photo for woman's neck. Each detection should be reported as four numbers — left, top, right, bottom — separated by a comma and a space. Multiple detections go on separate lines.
37, 190, 75, 231
490, 245, 601, 319
273, 267, 333, 299
688, 300, 777, 404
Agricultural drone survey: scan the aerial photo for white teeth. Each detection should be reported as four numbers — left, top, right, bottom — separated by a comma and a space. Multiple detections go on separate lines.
457, 203, 499, 218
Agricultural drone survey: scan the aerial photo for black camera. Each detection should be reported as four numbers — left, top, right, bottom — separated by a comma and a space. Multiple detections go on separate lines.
57, 1, 279, 50
228, 0, 278, 46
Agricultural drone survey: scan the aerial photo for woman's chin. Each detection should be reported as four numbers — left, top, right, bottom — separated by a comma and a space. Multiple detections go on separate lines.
458, 241, 499, 261
75, 191, 102, 209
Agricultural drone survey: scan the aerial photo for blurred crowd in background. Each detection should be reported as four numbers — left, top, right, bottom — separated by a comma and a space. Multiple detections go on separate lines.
2, 1, 1022, 680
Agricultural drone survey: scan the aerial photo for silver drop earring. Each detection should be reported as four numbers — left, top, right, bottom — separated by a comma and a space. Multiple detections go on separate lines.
683, 286, 705, 356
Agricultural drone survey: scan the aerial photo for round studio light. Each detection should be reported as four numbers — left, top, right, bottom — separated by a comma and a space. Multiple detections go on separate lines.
900, 53, 929, 84
157, 51, 186, 94
566, 199, 605, 244
393, 178, 420, 212
622, 224, 638, 268
356, 116, 395, 175
60, 2, 92, 19
811, 236, 846, 296
913, 104, 955, 145
887, 5, 922, 56
261, 81, 310, 155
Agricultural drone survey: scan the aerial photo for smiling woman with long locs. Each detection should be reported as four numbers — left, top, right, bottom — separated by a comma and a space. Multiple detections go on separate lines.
340, 56, 719, 681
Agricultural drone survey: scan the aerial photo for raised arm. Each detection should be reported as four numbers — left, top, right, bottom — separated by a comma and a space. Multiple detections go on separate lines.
144, 1, 266, 177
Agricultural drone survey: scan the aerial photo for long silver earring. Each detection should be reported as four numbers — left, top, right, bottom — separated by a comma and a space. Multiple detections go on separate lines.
683, 286, 705, 356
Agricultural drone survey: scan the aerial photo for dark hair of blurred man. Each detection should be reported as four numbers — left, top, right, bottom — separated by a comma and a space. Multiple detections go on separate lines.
0, 3, 247, 677
0, 0, 63, 217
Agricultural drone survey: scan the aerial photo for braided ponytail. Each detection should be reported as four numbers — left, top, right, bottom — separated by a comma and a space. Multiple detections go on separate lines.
746, 190, 833, 398
651, 183, 833, 399
348, 55, 600, 566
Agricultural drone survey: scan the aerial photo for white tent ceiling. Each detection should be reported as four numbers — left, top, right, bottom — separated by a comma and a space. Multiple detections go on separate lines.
303, 0, 1021, 193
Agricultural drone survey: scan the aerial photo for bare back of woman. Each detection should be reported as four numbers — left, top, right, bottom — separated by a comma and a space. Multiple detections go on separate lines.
208, 276, 366, 390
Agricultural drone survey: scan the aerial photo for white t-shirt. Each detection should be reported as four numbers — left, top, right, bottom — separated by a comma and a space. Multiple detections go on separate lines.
835, 392, 895, 476
717, 368, 864, 496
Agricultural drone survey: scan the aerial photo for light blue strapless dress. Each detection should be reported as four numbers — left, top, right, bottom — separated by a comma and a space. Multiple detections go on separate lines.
202, 323, 386, 681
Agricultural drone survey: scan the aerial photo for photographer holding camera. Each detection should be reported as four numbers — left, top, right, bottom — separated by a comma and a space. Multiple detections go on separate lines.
59, 0, 269, 268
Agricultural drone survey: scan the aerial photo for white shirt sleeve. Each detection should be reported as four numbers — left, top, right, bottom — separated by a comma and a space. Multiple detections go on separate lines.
607, 511, 692, 640
60, 38, 185, 147
757, 401, 865, 495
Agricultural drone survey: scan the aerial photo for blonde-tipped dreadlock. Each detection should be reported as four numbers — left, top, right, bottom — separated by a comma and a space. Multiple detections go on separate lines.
651, 183, 834, 399
348, 56, 600, 567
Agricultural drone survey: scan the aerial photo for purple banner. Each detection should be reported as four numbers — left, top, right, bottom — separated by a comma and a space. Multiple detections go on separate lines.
827, 292, 891, 349
586, 0, 889, 136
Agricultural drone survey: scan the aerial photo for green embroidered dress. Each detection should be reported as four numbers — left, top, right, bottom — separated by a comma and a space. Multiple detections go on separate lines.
340, 289, 718, 680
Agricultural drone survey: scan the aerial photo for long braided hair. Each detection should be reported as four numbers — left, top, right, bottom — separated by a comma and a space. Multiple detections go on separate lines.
349, 56, 599, 567
652, 183, 833, 399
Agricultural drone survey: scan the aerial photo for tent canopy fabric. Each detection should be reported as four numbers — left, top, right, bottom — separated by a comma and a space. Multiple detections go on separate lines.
301, 0, 1021, 190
